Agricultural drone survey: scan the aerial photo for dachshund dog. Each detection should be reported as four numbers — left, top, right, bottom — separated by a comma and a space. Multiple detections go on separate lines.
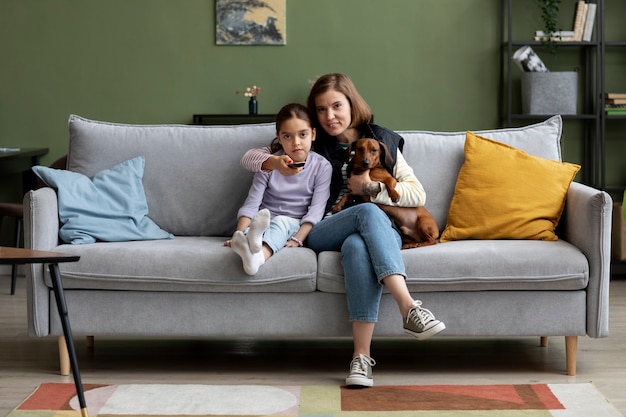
332, 138, 399, 213
378, 205, 438, 248
331, 137, 438, 249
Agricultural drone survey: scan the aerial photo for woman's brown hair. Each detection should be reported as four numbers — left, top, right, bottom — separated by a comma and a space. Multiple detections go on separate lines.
306, 73, 372, 130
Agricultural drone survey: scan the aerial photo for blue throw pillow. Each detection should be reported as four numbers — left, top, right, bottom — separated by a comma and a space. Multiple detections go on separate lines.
32, 156, 174, 244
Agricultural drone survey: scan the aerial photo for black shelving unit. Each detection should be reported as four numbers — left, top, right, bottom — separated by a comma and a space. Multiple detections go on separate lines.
597, 0, 626, 195
500, 0, 626, 274
500, 0, 625, 197
499, 0, 602, 188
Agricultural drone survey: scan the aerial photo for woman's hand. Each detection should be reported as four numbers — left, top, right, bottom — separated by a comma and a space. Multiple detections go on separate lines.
348, 171, 373, 195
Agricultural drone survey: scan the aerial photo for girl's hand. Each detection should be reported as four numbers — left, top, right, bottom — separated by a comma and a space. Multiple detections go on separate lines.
269, 155, 299, 176
224, 239, 232, 247
284, 239, 300, 248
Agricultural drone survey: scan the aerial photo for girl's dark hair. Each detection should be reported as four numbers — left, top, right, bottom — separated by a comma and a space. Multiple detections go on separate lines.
270, 103, 312, 152
306, 73, 372, 130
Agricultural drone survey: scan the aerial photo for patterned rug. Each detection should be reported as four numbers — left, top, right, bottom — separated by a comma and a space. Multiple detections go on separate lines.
8, 382, 623, 416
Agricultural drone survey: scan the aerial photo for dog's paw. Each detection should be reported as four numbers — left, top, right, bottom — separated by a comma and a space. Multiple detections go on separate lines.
388, 189, 400, 202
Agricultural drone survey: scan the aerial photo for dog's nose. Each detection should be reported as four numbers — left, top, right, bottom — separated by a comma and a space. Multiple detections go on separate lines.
363, 158, 371, 167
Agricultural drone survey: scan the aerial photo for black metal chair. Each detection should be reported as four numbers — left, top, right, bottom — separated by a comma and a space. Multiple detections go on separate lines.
0, 202, 24, 294
1, 155, 67, 294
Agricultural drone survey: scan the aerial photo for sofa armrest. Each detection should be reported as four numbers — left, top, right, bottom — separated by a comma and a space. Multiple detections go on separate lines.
23, 188, 60, 337
561, 181, 612, 338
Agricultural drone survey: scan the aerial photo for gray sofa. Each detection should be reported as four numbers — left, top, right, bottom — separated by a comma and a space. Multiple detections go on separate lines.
24, 114, 612, 377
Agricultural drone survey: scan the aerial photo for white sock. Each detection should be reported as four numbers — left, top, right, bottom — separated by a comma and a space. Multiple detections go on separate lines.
247, 209, 270, 253
231, 231, 265, 275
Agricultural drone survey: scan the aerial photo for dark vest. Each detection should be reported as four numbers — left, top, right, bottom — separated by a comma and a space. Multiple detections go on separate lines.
313, 123, 405, 213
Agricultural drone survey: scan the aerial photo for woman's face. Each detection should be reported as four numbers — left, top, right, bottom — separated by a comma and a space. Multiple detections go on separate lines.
313, 90, 352, 138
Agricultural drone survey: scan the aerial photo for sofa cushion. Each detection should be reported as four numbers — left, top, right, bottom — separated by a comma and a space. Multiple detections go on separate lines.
67, 115, 275, 237
47, 237, 318, 293
32, 156, 173, 244
439, 132, 580, 242
317, 239, 588, 293
397, 115, 563, 231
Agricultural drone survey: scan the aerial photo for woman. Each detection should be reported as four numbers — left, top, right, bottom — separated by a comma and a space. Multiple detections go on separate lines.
240, 73, 445, 387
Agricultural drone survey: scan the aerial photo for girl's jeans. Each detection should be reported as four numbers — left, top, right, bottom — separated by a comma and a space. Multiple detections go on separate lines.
244, 215, 300, 255
306, 203, 405, 322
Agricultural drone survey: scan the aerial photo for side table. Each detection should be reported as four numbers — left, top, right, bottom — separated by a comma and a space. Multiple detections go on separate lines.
0, 247, 88, 417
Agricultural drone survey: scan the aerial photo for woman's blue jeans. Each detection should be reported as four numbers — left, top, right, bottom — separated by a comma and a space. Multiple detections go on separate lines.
306, 203, 405, 322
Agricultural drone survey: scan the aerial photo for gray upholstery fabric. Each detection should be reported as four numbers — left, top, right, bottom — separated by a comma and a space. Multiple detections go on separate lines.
68, 115, 275, 236
47, 290, 586, 338
397, 115, 563, 230
45, 237, 317, 293
24, 114, 612, 349
317, 239, 588, 293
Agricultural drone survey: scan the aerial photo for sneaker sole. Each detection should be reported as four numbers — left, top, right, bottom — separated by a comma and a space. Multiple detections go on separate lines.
345, 376, 374, 388
404, 321, 446, 340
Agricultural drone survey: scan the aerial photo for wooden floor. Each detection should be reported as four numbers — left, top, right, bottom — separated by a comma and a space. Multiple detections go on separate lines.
1, 273, 625, 416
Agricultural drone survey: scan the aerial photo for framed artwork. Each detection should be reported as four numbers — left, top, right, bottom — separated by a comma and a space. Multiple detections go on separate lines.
216, 0, 286, 45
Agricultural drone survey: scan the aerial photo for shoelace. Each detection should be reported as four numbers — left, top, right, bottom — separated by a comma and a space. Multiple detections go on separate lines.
350, 354, 376, 375
406, 300, 435, 325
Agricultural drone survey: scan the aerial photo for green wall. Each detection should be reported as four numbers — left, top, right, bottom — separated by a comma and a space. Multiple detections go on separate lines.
0, 1, 501, 200
1, 1, 624, 245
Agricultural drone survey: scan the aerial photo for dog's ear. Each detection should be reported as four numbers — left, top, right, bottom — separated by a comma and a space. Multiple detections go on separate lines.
379, 142, 394, 168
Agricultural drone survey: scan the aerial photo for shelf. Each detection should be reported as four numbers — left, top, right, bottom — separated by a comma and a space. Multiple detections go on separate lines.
503, 40, 598, 47
510, 113, 597, 120
501, 0, 625, 193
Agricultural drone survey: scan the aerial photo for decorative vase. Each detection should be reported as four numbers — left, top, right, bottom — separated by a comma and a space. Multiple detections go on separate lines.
248, 96, 258, 115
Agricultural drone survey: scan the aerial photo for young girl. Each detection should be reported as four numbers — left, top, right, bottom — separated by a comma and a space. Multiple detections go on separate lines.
225, 103, 332, 275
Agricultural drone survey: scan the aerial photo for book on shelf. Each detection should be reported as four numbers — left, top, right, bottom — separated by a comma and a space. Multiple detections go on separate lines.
605, 103, 626, 115
582, 2, 596, 41
606, 93, 626, 100
533, 35, 575, 41
534, 30, 574, 42
606, 98, 626, 105
572, 0, 588, 42
535, 30, 575, 38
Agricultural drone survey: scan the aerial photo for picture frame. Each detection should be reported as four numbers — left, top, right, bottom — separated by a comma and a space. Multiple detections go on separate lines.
216, 0, 286, 45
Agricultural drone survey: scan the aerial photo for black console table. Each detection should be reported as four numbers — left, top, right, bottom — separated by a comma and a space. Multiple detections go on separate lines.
0, 147, 49, 194
192, 114, 275, 125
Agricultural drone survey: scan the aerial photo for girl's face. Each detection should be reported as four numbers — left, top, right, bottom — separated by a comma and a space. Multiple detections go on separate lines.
277, 117, 316, 163
313, 90, 352, 138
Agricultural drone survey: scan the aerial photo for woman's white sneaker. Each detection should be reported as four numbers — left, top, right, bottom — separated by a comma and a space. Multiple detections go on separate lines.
403, 300, 446, 340
345, 354, 376, 387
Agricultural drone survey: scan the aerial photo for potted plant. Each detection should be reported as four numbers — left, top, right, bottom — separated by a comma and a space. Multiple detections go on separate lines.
535, 0, 562, 54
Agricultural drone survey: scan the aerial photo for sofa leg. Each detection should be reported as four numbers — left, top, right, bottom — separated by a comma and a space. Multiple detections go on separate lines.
86, 336, 94, 349
540, 336, 549, 347
565, 335, 578, 376
58, 336, 70, 376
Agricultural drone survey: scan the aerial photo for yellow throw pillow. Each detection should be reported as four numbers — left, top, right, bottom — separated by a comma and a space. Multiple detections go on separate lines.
439, 131, 580, 242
